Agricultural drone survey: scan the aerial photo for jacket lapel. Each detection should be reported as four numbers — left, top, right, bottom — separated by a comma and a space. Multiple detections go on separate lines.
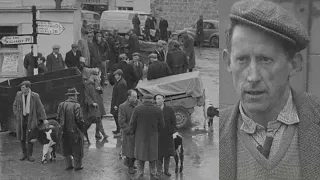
293, 91, 320, 179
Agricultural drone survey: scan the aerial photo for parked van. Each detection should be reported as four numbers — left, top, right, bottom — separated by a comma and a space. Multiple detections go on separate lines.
82, 10, 101, 31
100, 10, 149, 35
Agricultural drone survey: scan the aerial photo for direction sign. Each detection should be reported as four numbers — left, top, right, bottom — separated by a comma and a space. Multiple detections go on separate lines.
36, 20, 65, 35
0, 35, 34, 45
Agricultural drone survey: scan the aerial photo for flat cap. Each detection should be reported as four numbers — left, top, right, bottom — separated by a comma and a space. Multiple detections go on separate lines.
230, 0, 309, 51
148, 53, 157, 58
52, 45, 60, 49
71, 43, 78, 48
171, 40, 180, 47
20, 81, 31, 87
113, 69, 123, 76
132, 52, 140, 57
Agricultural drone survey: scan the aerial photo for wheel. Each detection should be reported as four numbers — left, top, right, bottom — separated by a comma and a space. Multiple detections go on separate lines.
173, 106, 191, 129
210, 36, 219, 48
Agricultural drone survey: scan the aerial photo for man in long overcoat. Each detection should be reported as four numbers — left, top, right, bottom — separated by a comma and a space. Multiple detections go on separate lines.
13, 81, 47, 162
126, 30, 140, 60
181, 33, 195, 72
147, 53, 172, 80
56, 88, 85, 171
118, 89, 139, 174
110, 69, 128, 136
109, 54, 137, 90
46, 45, 66, 72
78, 31, 91, 66
196, 15, 204, 47
144, 15, 153, 41
129, 94, 164, 180
132, 14, 141, 36
155, 94, 176, 177
84, 70, 108, 140
65, 44, 82, 69
166, 40, 189, 75
159, 17, 169, 41
24, 45, 42, 76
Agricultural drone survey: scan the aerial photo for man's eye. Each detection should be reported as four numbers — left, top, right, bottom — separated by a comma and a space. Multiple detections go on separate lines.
259, 56, 273, 63
236, 57, 248, 63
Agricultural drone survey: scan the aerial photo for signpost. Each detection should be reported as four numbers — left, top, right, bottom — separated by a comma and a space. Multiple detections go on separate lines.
0, 35, 34, 45
37, 20, 65, 35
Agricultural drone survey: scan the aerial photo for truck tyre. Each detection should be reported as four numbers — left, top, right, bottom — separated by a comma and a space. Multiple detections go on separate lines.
173, 106, 191, 129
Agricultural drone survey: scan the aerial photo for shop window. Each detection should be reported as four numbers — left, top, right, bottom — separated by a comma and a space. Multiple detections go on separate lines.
118, 7, 133, 10
0, 26, 18, 49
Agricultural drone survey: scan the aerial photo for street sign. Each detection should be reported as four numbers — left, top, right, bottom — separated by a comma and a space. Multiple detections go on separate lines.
36, 20, 65, 35
0, 35, 34, 45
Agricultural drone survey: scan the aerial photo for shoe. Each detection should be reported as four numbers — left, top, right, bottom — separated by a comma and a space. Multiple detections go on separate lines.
74, 167, 83, 171
27, 156, 35, 162
65, 166, 74, 171
164, 172, 171, 176
20, 155, 28, 161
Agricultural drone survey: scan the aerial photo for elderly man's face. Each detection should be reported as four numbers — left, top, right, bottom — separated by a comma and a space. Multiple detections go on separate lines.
224, 24, 301, 113
53, 48, 59, 54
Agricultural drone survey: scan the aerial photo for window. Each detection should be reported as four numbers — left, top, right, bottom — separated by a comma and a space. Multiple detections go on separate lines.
118, 7, 133, 10
0, 26, 18, 49
204, 22, 215, 29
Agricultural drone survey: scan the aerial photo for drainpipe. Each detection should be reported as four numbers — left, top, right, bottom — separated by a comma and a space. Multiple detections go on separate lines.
55, 0, 62, 9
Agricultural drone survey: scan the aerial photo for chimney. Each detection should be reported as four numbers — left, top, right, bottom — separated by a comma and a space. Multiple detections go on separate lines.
55, 0, 62, 9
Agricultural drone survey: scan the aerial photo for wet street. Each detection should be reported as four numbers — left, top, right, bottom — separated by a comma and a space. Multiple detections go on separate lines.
0, 47, 219, 180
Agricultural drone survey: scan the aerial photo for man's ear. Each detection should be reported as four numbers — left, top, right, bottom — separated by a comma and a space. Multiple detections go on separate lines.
289, 52, 303, 77
223, 49, 231, 72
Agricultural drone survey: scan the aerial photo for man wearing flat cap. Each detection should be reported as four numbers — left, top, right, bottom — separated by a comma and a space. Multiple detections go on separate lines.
129, 52, 144, 85
166, 40, 189, 75
46, 44, 66, 72
220, 0, 319, 180
110, 69, 128, 136
13, 81, 47, 162
147, 53, 172, 80
129, 94, 164, 179
65, 43, 82, 69
56, 87, 85, 171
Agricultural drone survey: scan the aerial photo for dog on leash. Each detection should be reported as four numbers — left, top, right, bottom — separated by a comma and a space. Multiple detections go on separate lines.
173, 132, 184, 173
203, 100, 219, 130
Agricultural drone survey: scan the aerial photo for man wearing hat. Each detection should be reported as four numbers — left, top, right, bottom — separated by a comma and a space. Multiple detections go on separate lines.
220, 0, 318, 179
196, 15, 204, 47
152, 40, 166, 62
167, 32, 179, 51
13, 81, 47, 162
65, 43, 82, 69
166, 40, 189, 75
78, 30, 91, 66
56, 87, 85, 171
147, 53, 172, 80
110, 69, 128, 136
129, 94, 164, 180
129, 52, 144, 85
23, 45, 43, 76
46, 44, 66, 72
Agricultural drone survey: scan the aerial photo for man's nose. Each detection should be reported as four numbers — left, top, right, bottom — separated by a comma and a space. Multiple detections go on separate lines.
246, 60, 261, 83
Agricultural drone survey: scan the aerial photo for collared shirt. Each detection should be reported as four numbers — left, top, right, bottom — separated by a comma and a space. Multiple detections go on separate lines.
53, 53, 58, 58
239, 90, 300, 158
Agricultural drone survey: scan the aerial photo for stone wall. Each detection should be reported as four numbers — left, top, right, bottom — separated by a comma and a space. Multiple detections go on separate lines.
150, 0, 218, 31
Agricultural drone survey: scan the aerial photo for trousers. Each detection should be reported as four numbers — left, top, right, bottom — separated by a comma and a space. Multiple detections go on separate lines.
137, 160, 157, 177
157, 156, 171, 173
21, 115, 33, 157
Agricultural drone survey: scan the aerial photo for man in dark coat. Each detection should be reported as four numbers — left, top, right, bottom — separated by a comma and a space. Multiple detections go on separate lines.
159, 17, 169, 41
37, 57, 48, 75
109, 54, 137, 90
110, 69, 127, 136
144, 15, 153, 41
129, 94, 164, 180
166, 40, 189, 75
56, 88, 85, 171
152, 41, 166, 62
181, 33, 195, 72
24, 45, 42, 76
132, 14, 141, 36
46, 45, 66, 72
128, 52, 144, 86
147, 53, 172, 80
196, 15, 204, 47
65, 43, 82, 69
84, 70, 108, 140
13, 81, 47, 162
118, 89, 139, 174
126, 30, 140, 60
155, 94, 176, 177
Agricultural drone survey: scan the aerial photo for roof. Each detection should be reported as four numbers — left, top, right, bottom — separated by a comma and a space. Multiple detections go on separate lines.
203, 19, 219, 24
101, 10, 149, 15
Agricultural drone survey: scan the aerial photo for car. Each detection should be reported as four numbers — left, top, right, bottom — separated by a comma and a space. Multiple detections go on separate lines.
176, 20, 219, 48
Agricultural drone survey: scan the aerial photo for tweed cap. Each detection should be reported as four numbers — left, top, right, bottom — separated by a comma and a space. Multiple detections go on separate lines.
52, 45, 60, 49
132, 52, 140, 57
113, 69, 123, 76
148, 53, 157, 58
71, 43, 78, 48
20, 81, 31, 87
230, 0, 310, 51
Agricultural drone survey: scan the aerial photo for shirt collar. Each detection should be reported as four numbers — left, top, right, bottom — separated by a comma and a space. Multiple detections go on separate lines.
239, 89, 299, 134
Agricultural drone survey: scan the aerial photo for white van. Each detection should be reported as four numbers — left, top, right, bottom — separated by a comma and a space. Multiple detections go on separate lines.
100, 10, 150, 35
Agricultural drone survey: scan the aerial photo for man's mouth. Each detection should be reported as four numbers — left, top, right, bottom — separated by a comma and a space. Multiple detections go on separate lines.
245, 91, 265, 95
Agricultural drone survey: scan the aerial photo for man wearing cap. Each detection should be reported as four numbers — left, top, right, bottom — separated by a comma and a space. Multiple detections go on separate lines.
196, 15, 204, 47
129, 52, 144, 86
147, 53, 172, 80
220, 0, 319, 180
46, 44, 66, 72
167, 32, 179, 51
56, 88, 85, 171
129, 94, 164, 180
152, 40, 166, 62
166, 40, 189, 75
84, 70, 108, 140
125, 30, 140, 60
181, 32, 195, 72
23, 45, 43, 76
65, 43, 82, 69
110, 69, 128, 136
13, 81, 47, 162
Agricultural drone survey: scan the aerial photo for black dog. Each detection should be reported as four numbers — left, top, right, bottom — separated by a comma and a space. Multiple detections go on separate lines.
173, 133, 184, 173
206, 105, 219, 129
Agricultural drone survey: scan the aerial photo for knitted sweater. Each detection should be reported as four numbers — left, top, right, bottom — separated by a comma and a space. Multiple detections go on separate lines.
237, 124, 300, 180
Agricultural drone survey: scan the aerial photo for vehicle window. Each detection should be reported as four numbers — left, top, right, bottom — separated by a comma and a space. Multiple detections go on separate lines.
204, 22, 215, 29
